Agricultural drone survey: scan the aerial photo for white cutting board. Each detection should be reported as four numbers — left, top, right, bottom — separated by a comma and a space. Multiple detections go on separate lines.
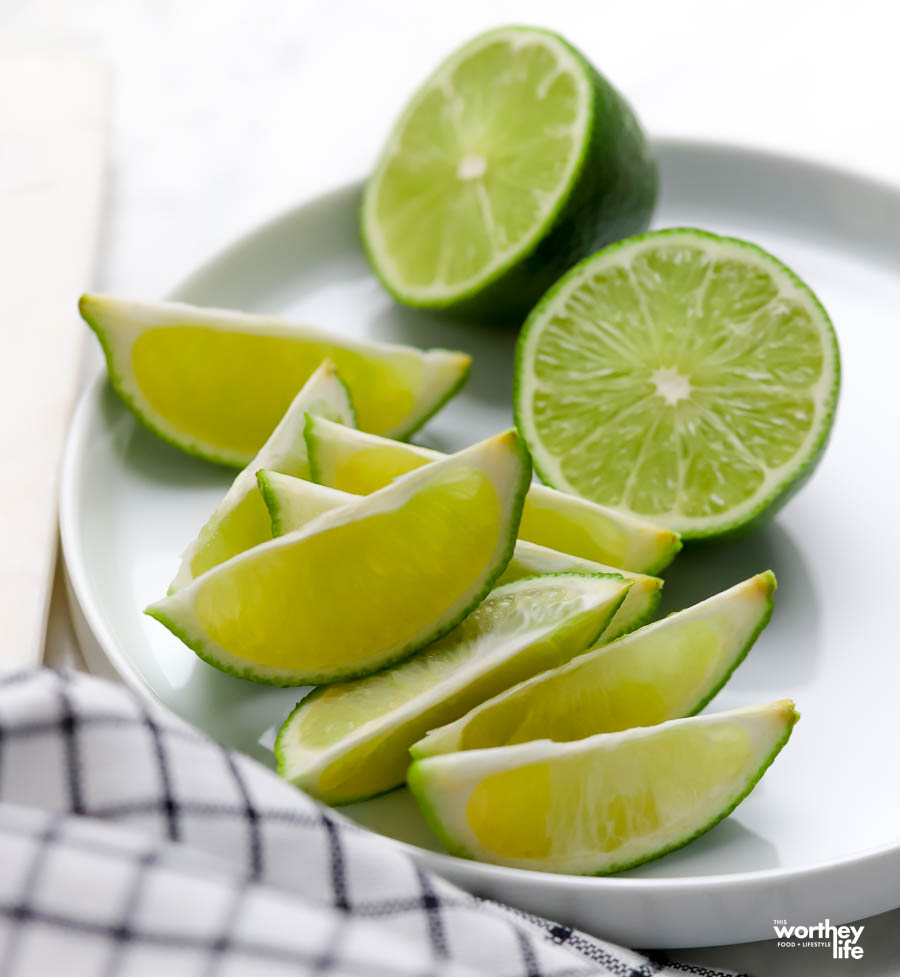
0, 56, 108, 669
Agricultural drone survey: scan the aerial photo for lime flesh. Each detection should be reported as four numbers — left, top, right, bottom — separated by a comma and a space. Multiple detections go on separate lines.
80, 293, 471, 466
362, 26, 657, 320
412, 571, 774, 758
276, 573, 629, 805
408, 700, 798, 874
259, 473, 660, 642
146, 431, 530, 685
168, 361, 355, 592
305, 415, 680, 573
514, 229, 840, 537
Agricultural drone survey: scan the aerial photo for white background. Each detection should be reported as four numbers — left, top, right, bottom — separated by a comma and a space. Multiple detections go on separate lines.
4, 1, 900, 972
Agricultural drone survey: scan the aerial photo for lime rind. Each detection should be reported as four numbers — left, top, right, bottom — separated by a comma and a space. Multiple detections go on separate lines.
275, 571, 630, 805
146, 431, 531, 686
304, 414, 680, 574
407, 700, 798, 875
80, 293, 472, 465
361, 25, 657, 321
514, 228, 841, 538
411, 571, 775, 759
168, 360, 356, 593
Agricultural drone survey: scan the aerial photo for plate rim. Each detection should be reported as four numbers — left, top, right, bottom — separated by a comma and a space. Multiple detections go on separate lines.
60, 135, 900, 898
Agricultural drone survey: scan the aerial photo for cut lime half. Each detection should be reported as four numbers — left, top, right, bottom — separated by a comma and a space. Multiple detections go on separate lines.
80, 293, 471, 466
413, 571, 775, 758
276, 572, 629, 805
305, 415, 680, 573
258, 473, 660, 642
146, 431, 530, 685
362, 26, 657, 320
515, 229, 840, 537
408, 700, 798, 874
168, 360, 355, 592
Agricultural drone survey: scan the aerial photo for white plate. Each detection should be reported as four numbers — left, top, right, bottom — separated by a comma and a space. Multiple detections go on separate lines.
61, 139, 900, 949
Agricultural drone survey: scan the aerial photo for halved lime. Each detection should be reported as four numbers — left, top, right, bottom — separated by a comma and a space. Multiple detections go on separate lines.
514, 229, 841, 537
413, 571, 774, 758
168, 361, 355, 592
80, 293, 471, 466
146, 431, 530, 685
408, 700, 798, 874
362, 26, 657, 321
258, 473, 660, 641
305, 415, 680, 573
276, 573, 629, 805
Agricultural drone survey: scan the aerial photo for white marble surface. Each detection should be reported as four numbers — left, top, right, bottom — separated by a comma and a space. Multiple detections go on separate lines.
4, 0, 900, 970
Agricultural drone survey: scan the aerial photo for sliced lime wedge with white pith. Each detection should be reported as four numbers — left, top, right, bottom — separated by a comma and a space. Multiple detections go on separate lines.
258, 473, 660, 642
497, 539, 661, 640
514, 228, 840, 538
362, 26, 657, 321
168, 361, 355, 592
305, 415, 680, 573
276, 572, 630, 805
413, 571, 775, 759
408, 699, 798, 874
146, 431, 530, 685
80, 293, 471, 466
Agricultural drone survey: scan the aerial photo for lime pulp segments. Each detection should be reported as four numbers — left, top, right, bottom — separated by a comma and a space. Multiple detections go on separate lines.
276, 573, 630, 805
257, 470, 661, 640
362, 26, 657, 320
304, 415, 680, 573
407, 700, 798, 874
168, 361, 356, 592
80, 293, 471, 466
514, 229, 840, 537
146, 431, 530, 685
412, 571, 774, 758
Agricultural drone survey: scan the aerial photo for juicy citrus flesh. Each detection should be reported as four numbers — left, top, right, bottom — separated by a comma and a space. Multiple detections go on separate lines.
130, 326, 424, 456
364, 28, 589, 300
306, 416, 680, 573
409, 701, 797, 873
516, 231, 839, 536
147, 432, 528, 684
413, 571, 773, 757
80, 294, 471, 464
277, 573, 628, 804
193, 467, 497, 672
260, 473, 659, 643
171, 362, 355, 591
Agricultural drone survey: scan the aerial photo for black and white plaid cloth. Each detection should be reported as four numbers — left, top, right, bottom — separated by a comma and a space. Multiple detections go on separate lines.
0, 669, 743, 977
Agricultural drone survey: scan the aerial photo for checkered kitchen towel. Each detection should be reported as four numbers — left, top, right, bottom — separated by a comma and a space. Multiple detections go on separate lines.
0, 669, 741, 977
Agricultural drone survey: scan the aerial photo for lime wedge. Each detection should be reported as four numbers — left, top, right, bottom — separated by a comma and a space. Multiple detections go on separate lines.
408, 700, 798, 874
146, 431, 530, 685
515, 229, 841, 537
305, 415, 680, 573
258, 473, 660, 641
413, 572, 774, 758
168, 361, 355, 592
80, 293, 471, 466
362, 26, 657, 320
498, 540, 661, 641
276, 572, 629, 804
